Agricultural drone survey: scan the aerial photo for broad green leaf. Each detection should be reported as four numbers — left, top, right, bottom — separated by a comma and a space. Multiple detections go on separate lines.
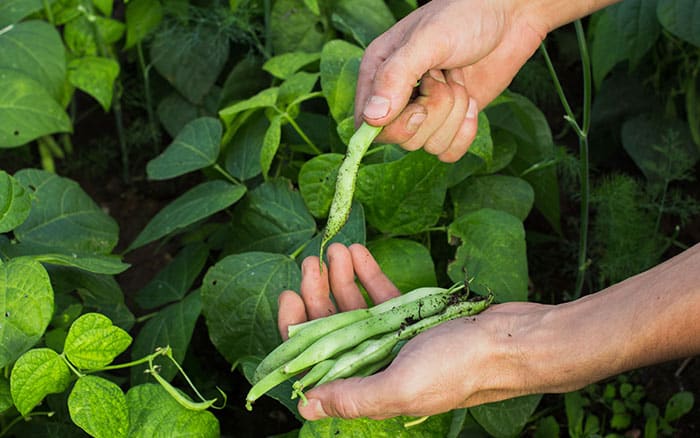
10, 348, 71, 416
219, 55, 268, 108
261, 115, 282, 179
135, 244, 209, 310
470, 395, 542, 438
299, 153, 344, 218
0, 258, 53, 368
150, 23, 229, 104
128, 180, 247, 251
450, 175, 535, 221
64, 313, 132, 370
50, 267, 135, 331
92, 0, 112, 16
224, 112, 268, 181
131, 292, 202, 385
478, 129, 518, 175
227, 179, 316, 255
68, 376, 128, 438
270, 0, 329, 54
0, 170, 31, 232
278, 72, 319, 108
657, 0, 700, 46
0, 20, 66, 101
219, 87, 279, 127
589, 10, 625, 89
665, 391, 694, 422
263, 51, 321, 80
367, 238, 437, 293
202, 252, 300, 362
299, 413, 452, 437
29, 251, 129, 275
0, 68, 71, 148
147, 117, 222, 180
330, 0, 395, 48
356, 150, 450, 235
126, 384, 219, 438
0, 0, 44, 27
124, 0, 163, 49
320, 40, 363, 123
615, 0, 660, 68
298, 201, 366, 264
67, 56, 119, 111
0, 376, 10, 413
447, 209, 528, 302
156, 92, 199, 139
488, 91, 561, 233
14, 169, 119, 254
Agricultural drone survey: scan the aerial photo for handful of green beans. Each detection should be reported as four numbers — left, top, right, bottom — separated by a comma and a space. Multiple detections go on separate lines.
245, 283, 493, 410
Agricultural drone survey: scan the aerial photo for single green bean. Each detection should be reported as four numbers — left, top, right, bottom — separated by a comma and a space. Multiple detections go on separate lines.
319, 122, 382, 261
316, 332, 399, 386
246, 364, 295, 411
291, 358, 335, 401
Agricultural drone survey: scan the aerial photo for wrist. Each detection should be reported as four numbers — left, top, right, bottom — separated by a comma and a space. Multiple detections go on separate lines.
515, 0, 622, 36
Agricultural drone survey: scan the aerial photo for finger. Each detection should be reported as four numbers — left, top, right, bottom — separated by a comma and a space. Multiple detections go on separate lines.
277, 290, 307, 341
374, 102, 427, 145
327, 243, 368, 311
300, 256, 336, 320
437, 96, 479, 163
348, 244, 400, 304
422, 68, 470, 157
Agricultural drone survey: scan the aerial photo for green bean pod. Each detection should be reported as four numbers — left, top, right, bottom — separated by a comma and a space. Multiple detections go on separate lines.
319, 122, 382, 261
246, 364, 294, 411
253, 307, 373, 383
316, 332, 399, 386
291, 359, 335, 400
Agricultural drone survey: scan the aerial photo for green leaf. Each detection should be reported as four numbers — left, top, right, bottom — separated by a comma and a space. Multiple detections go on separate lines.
270, 0, 328, 54
447, 209, 528, 302
227, 179, 316, 255
278, 72, 319, 108
219, 87, 279, 127
0, 258, 53, 368
0, 0, 44, 27
356, 150, 449, 235
470, 395, 542, 438
10, 348, 71, 416
299, 153, 344, 218
135, 244, 209, 310
202, 252, 300, 363
147, 117, 222, 180
92, 0, 112, 16
124, 0, 163, 49
299, 413, 452, 437
28, 251, 129, 275
68, 376, 129, 438
13, 169, 119, 254
615, 0, 660, 68
156, 92, 199, 139
263, 51, 321, 80
0, 376, 10, 413
450, 175, 534, 221
590, 9, 625, 89
224, 112, 268, 181
67, 56, 119, 111
0, 68, 71, 148
0, 20, 66, 101
150, 23, 229, 104
367, 238, 437, 293
298, 201, 366, 264
131, 292, 202, 385
330, 0, 395, 48
261, 115, 282, 179
320, 40, 364, 123
219, 55, 269, 108
488, 91, 561, 233
0, 170, 32, 233
665, 391, 694, 422
128, 180, 247, 251
64, 313, 132, 369
126, 384, 219, 438
657, 0, 700, 46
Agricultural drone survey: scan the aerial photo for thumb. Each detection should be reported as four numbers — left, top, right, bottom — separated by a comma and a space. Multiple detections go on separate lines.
297, 374, 396, 420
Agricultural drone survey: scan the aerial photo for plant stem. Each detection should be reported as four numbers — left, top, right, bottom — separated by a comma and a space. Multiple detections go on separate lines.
213, 164, 241, 185
137, 42, 161, 153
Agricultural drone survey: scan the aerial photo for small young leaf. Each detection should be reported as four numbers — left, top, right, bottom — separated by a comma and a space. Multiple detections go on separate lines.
0, 257, 54, 368
10, 348, 72, 416
68, 376, 129, 438
665, 391, 694, 422
126, 384, 219, 437
64, 313, 132, 370
261, 115, 282, 179
146, 117, 223, 180
0, 170, 32, 233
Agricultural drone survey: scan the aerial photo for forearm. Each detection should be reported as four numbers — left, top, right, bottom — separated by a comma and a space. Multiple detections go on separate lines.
518, 0, 623, 36
523, 243, 700, 394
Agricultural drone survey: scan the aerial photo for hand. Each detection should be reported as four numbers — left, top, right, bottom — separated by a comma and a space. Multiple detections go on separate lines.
355, 0, 547, 162
277, 243, 552, 420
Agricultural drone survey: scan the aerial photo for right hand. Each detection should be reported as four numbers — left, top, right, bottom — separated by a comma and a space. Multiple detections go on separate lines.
355, 0, 547, 162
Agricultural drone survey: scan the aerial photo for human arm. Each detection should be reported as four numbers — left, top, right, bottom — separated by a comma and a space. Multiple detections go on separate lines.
277, 243, 700, 420
357, 0, 621, 162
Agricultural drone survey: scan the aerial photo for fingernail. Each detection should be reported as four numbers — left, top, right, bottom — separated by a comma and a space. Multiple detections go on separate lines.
448, 69, 464, 86
428, 69, 446, 84
364, 96, 390, 119
466, 97, 478, 120
407, 112, 426, 133
305, 398, 328, 420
